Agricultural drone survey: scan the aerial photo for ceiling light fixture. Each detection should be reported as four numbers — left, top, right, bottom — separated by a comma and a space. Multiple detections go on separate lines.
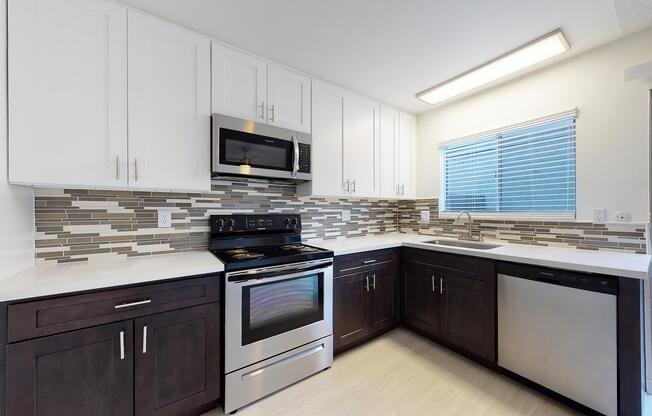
416, 30, 570, 105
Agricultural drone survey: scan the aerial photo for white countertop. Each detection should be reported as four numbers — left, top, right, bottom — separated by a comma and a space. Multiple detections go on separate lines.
311, 233, 651, 280
0, 251, 225, 302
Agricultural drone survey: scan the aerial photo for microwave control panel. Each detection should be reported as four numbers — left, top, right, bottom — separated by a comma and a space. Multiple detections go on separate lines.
298, 143, 311, 173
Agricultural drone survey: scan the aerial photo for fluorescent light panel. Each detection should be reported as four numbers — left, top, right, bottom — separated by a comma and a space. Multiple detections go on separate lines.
417, 30, 570, 105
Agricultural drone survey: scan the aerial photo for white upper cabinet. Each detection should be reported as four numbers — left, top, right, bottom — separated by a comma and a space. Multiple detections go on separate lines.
8, 0, 128, 188
267, 64, 311, 133
211, 44, 311, 133
211, 42, 267, 122
379, 105, 399, 198
300, 80, 345, 197
128, 12, 211, 191
343, 93, 379, 198
398, 111, 417, 199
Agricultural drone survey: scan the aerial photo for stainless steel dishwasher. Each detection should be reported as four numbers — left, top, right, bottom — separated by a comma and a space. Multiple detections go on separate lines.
497, 262, 618, 416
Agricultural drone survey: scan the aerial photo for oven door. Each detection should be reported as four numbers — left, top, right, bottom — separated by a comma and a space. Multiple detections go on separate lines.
225, 259, 333, 373
212, 113, 311, 181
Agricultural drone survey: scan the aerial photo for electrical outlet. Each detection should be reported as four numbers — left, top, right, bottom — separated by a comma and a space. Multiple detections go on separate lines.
593, 208, 607, 224
341, 210, 351, 222
614, 211, 631, 222
420, 210, 430, 222
158, 210, 172, 228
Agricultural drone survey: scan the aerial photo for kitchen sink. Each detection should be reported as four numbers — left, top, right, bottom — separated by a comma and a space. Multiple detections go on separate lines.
423, 239, 502, 250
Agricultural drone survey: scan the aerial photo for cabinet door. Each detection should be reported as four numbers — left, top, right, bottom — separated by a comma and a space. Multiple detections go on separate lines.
8, 0, 128, 188
439, 273, 495, 362
343, 93, 380, 198
333, 272, 370, 352
267, 64, 311, 133
6, 321, 133, 416
398, 111, 416, 199
403, 265, 439, 336
211, 42, 267, 121
309, 80, 345, 196
128, 12, 211, 191
379, 106, 399, 199
370, 266, 398, 331
135, 303, 219, 416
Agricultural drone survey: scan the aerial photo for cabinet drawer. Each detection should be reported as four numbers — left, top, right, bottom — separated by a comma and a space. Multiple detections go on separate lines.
334, 249, 399, 277
7, 275, 219, 343
404, 248, 494, 282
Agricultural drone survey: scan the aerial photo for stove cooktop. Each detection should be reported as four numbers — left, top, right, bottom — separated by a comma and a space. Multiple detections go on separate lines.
211, 243, 332, 271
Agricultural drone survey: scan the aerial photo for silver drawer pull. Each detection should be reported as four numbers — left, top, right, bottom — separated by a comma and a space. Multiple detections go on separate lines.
115, 299, 151, 309
363, 259, 377, 264
142, 325, 148, 354
119, 330, 125, 360
241, 344, 325, 380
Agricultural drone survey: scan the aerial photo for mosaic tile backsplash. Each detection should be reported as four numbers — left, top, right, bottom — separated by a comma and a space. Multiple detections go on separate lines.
35, 178, 398, 263
35, 178, 648, 263
399, 199, 648, 254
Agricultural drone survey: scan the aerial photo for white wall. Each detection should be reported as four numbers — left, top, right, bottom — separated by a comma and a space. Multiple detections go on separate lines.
0, 0, 34, 279
416, 28, 652, 223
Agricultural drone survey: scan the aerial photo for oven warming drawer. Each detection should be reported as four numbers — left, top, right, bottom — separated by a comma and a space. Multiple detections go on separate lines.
224, 336, 333, 413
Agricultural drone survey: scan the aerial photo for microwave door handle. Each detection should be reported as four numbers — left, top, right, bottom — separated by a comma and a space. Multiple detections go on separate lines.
292, 135, 299, 178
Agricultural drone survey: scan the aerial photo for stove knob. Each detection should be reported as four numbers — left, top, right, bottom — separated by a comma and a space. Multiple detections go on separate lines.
226, 219, 234, 229
283, 218, 290, 226
290, 217, 298, 226
215, 218, 225, 228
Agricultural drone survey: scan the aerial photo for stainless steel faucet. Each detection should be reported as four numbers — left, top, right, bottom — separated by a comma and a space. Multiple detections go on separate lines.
456, 211, 483, 242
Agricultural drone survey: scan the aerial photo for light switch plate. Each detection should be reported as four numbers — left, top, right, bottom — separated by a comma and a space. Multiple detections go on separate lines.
593, 208, 607, 224
341, 210, 351, 222
420, 210, 431, 222
158, 210, 172, 228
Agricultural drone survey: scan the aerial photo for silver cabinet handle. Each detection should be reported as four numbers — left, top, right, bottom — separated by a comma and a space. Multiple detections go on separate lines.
116, 156, 120, 180
269, 104, 275, 122
440, 277, 444, 295
142, 325, 148, 354
258, 101, 265, 119
364, 275, 370, 292
119, 330, 125, 360
115, 299, 152, 309
351, 179, 356, 193
431, 275, 436, 292
401, 184, 405, 196
371, 274, 376, 290
396, 185, 400, 196
344, 179, 350, 193
363, 259, 377, 264
291, 135, 299, 178
134, 158, 139, 181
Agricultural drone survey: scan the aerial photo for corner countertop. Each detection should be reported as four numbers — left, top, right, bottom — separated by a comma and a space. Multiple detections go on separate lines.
309, 233, 651, 280
0, 251, 225, 302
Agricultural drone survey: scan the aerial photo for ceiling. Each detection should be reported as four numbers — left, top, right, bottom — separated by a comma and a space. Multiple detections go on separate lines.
120, 0, 652, 113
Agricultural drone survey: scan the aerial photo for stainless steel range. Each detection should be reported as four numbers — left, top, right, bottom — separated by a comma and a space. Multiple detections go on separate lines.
210, 214, 333, 414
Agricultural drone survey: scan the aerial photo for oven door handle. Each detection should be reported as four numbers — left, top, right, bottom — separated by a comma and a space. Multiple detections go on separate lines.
227, 260, 333, 284
291, 135, 299, 178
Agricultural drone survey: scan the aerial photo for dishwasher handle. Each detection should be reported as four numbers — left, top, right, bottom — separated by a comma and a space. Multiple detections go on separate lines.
496, 261, 617, 295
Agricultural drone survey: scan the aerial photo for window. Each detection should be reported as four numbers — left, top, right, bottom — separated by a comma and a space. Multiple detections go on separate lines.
440, 112, 576, 217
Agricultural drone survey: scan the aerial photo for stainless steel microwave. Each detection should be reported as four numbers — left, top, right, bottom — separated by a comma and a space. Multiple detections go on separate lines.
211, 113, 311, 181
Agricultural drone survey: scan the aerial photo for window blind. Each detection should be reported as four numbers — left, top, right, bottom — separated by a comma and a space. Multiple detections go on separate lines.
440, 113, 576, 216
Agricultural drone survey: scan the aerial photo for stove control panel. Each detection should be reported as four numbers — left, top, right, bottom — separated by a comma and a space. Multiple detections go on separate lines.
210, 214, 302, 233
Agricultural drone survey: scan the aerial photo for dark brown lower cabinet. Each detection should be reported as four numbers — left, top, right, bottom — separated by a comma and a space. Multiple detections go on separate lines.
135, 303, 220, 416
4, 275, 221, 416
403, 250, 496, 364
439, 273, 495, 362
6, 321, 134, 416
370, 267, 398, 331
402, 265, 439, 336
333, 250, 400, 354
333, 272, 370, 351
